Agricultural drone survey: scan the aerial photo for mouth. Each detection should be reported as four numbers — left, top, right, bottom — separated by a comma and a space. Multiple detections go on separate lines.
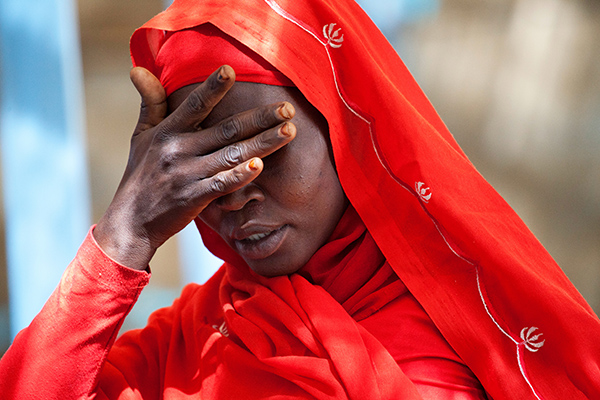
244, 232, 272, 241
233, 225, 288, 260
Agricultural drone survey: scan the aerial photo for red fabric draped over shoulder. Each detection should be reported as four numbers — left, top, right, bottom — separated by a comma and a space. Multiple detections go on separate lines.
131, 1, 600, 399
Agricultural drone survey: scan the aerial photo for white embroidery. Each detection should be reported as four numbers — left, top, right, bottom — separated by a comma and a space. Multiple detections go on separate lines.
323, 23, 344, 48
520, 326, 545, 352
516, 346, 543, 400
212, 321, 229, 337
415, 182, 432, 203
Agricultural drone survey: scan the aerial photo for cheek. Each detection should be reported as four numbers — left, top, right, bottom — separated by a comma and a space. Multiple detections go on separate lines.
198, 203, 220, 231
275, 162, 323, 208
298, 163, 346, 222
317, 171, 347, 213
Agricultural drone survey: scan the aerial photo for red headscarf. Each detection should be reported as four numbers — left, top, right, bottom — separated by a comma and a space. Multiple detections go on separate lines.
131, 1, 600, 399
153, 23, 294, 95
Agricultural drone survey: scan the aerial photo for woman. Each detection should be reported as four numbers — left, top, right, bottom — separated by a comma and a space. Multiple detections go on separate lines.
1, 0, 599, 399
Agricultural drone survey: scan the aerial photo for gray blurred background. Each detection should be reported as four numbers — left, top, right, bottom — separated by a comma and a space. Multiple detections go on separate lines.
0, 0, 598, 354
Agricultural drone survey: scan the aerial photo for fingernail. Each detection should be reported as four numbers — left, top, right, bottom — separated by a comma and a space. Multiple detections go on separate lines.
278, 103, 293, 119
218, 66, 231, 82
279, 122, 295, 137
248, 158, 259, 171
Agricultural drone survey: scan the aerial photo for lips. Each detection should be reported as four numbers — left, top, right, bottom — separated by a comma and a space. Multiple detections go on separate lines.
232, 225, 288, 260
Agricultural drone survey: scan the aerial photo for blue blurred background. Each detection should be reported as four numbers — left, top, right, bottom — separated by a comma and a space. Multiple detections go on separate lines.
1, 0, 599, 355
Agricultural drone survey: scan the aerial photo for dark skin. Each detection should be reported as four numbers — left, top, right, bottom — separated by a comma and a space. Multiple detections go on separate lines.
171, 80, 348, 276
95, 65, 347, 276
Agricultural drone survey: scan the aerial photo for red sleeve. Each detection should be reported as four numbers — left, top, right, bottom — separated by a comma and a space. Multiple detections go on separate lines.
0, 227, 150, 400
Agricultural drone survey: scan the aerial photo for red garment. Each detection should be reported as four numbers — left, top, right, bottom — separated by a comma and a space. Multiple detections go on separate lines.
156, 24, 294, 96
1, 2, 486, 399
129, 0, 600, 399
0, 229, 150, 399
0, 216, 485, 399
1, 0, 599, 399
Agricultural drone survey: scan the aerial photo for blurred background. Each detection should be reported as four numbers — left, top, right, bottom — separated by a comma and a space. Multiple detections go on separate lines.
0, 0, 598, 355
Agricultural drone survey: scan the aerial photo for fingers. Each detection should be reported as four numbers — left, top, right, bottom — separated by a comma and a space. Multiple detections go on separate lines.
199, 101, 295, 154
151, 100, 296, 178
161, 66, 236, 135
195, 158, 264, 204
130, 67, 167, 134
198, 121, 296, 177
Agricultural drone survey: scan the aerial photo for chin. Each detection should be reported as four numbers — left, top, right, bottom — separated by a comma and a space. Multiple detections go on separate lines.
246, 258, 303, 277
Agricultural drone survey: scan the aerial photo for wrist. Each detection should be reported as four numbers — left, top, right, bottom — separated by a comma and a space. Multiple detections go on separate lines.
94, 215, 156, 271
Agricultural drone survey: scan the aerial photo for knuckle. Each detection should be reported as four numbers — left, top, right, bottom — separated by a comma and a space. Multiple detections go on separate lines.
231, 168, 246, 184
186, 90, 208, 114
208, 169, 246, 195
154, 125, 173, 143
253, 134, 272, 151
166, 175, 186, 194
220, 118, 243, 141
222, 144, 244, 166
252, 108, 273, 130
157, 142, 183, 170
209, 174, 228, 193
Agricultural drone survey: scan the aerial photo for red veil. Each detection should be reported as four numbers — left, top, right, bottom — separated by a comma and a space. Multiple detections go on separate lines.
130, 0, 600, 399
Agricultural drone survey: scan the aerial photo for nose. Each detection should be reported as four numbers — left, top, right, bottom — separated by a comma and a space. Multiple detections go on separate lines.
215, 183, 265, 211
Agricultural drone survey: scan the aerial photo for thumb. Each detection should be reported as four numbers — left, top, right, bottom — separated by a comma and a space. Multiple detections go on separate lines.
130, 67, 167, 134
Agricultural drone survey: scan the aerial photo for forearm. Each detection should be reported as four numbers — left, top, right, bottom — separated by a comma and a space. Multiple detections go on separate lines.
0, 227, 149, 400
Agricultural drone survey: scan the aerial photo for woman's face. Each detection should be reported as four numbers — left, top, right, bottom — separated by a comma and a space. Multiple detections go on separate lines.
168, 82, 348, 276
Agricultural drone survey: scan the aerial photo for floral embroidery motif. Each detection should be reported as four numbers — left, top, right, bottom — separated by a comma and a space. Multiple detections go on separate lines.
520, 326, 545, 352
212, 321, 229, 337
415, 181, 432, 203
323, 23, 344, 48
